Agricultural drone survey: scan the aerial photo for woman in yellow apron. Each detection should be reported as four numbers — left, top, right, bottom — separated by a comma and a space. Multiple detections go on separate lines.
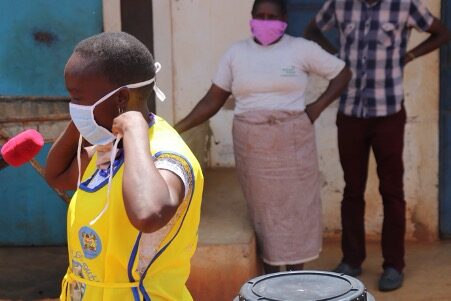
45, 32, 203, 301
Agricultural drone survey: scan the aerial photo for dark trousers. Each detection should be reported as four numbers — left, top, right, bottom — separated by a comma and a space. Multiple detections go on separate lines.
336, 108, 406, 272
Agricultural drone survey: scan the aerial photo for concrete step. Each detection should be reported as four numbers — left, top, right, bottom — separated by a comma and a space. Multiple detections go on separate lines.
187, 168, 261, 301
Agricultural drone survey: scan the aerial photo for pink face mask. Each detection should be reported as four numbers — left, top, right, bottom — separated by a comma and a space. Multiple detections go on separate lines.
250, 19, 288, 46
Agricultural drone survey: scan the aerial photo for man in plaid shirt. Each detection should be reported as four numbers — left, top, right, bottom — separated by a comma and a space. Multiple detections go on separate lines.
305, 0, 450, 291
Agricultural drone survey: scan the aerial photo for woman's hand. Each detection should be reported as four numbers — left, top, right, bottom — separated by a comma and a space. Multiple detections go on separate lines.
305, 67, 352, 124
112, 111, 148, 138
305, 102, 323, 124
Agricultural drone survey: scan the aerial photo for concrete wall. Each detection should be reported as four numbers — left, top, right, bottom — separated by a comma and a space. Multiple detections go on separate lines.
152, 0, 254, 166
0, 98, 69, 142
314, 0, 440, 242
154, 0, 441, 241
398, 0, 440, 241
3, 0, 438, 242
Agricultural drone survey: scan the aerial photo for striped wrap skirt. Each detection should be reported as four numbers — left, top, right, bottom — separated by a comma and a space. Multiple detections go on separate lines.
232, 110, 322, 265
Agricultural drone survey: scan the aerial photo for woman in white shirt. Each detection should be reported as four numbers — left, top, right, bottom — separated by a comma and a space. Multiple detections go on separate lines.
175, 0, 351, 274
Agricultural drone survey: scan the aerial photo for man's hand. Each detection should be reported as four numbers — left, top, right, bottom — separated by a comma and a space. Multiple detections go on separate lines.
112, 111, 148, 137
404, 52, 416, 65
404, 18, 450, 66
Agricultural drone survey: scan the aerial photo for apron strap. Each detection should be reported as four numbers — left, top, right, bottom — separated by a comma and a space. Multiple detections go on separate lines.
64, 269, 141, 289
61, 274, 69, 301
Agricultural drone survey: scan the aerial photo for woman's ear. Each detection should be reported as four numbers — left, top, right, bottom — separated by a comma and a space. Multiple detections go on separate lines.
116, 88, 130, 111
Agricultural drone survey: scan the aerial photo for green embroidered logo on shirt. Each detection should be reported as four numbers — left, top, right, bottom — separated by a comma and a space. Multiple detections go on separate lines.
281, 65, 297, 77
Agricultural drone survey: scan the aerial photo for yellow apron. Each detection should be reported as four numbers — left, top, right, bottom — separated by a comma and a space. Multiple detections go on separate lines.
61, 115, 203, 301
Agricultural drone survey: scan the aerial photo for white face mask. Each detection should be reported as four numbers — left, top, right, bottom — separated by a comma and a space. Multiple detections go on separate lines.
69, 62, 166, 146
72, 62, 166, 225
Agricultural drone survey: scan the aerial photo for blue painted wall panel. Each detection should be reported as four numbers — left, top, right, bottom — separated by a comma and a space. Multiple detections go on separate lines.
439, 1, 451, 237
0, 144, 68, 245
440, 112, 451, 237
0, 0, 103, 96
0, 0, 102, 245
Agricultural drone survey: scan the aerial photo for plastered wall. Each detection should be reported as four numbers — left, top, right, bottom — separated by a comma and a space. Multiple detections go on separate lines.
153, 0, 441, 241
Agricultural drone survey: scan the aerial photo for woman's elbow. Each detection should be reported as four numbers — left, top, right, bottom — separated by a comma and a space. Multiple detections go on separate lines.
45, 178, 68, 191
44, 170, 60, 189
332, 66, 352, 88
128, 202, 178, 233
131, 215, 172, 234
130, 218, 161, 233
343, 67, 352, 83
44, 170, 76, 191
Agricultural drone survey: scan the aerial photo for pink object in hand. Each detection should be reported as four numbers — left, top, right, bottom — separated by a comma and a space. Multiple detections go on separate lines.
1, 129, 44, 167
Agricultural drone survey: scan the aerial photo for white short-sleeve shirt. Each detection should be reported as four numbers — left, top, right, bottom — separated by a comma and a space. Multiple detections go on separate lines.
213, 34, 346, 115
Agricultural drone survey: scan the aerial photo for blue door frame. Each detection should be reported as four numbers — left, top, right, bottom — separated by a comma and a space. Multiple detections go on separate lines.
439, 1, 451, 238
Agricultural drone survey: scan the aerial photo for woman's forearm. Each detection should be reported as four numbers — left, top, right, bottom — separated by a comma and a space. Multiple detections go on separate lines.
316, 67, 352, 109
306, 66, 352, 123
121, 123, 177, 233
175, 84, 231, 133
45, 122, 82, 190
175, 98, 219, 133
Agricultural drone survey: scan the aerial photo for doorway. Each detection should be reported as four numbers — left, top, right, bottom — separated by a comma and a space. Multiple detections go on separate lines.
121, 0, 156, 113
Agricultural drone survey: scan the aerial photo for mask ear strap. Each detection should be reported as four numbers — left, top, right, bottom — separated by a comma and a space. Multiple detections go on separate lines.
153, 62, 166, 101
155, 62, 162, 73
154, 85, 166, 102
77, 135, 83, 189
89, 135, 122, 226
123, 62, 165, 101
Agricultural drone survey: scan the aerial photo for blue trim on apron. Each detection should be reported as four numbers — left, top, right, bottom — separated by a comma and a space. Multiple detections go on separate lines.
128, 232, 143, 301
138, 152, 196, 300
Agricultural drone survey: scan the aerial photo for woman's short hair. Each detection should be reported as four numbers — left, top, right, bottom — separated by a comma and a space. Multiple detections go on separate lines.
252, 0, 287, 15
73, 32, 156, 87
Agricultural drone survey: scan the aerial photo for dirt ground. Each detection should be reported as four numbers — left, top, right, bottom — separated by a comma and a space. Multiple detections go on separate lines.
1, 240, 451, 300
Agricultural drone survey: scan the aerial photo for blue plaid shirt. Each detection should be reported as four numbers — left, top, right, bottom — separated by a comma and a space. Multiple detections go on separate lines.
315, 0, 434, 118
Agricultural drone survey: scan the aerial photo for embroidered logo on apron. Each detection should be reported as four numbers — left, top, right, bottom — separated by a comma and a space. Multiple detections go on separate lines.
79, 226, 102, 259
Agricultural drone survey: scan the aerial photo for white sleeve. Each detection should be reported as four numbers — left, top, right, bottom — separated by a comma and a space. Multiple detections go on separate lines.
212, 47, 234, 92
300, 40, 345, 80
154, 157, 191, 199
